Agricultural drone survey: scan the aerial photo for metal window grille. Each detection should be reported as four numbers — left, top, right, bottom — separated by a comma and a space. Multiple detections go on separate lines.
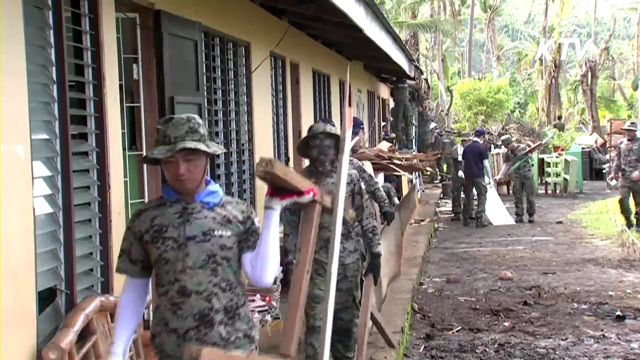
367, 90, 377, 148
116, 13, 148, 221
270, 54, 289, 165
203, 31, 255, 205
312, 70, 331, 123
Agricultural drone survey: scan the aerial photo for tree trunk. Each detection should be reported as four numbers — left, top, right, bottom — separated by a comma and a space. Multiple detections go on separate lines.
538, 0, 550, 129
467, 0, 476, 77
636, 7, 640, 73
435, 0, 448, 121
592, 0, 598, 45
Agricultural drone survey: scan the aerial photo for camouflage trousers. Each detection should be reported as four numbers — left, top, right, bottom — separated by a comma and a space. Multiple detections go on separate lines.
463, 178, 487, 220
451, 173, 464, 215
619, 178, 640, 222
513, 175, 536, 216
305, 260, 361, 360
440, 156, 453, 198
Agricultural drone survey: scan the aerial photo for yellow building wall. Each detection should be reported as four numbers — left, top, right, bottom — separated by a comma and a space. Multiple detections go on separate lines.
0, 0, 39, 359
106, 0, 394, 293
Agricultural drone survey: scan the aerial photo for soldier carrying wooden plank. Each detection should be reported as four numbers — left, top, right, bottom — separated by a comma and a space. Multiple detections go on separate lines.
282, 119, 382, 360
107, 114, 317, 360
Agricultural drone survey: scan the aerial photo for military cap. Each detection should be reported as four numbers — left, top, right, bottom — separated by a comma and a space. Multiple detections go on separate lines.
352, 117, 365, 137
621, 121, 639, 131
143, 114, 225, 166
297, 119, 341, 159
500, 135, 514, 146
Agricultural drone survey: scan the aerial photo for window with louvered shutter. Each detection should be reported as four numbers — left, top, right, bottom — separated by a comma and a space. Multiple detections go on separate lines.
312, 70, 331, 123
203, 30, 255, 205
270, 54, 289, 165
367, 90, 377, 148
64, 0, 103, 301
23, 0, 66, 349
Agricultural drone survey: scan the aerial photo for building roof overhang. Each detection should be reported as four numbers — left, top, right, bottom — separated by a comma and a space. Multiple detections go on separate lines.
252, 0, 421, 82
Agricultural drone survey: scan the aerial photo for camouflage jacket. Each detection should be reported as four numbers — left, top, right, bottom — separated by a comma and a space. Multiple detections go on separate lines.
350, 158, 391, 210
382, 183, 399, 206
441, 134, 456, 159
504, 144, 533, 178
615, 136, 640, 179
452, 144, 464, 173
282, 162, 382, 265
116, 197, 260, 359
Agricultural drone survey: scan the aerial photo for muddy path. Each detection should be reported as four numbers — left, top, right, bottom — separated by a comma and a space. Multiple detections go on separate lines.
407, 182, 640, 360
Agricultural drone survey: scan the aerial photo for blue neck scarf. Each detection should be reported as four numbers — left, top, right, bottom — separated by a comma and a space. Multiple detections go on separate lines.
162, 177, 224, 209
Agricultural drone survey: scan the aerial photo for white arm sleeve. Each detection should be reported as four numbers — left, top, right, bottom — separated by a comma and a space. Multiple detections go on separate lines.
109, 277, 150, 358
482, 159, 493, 179
241, 208, 281, 288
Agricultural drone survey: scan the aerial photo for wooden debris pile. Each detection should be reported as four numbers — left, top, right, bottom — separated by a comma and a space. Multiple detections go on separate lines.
352, 141, 441, 174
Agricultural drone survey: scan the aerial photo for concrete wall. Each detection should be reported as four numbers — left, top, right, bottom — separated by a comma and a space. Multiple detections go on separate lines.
1, 1, 39, 359
108, 0, 393, 291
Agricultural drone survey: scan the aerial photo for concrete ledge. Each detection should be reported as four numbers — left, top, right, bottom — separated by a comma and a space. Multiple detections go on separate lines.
367, 186, 440, 360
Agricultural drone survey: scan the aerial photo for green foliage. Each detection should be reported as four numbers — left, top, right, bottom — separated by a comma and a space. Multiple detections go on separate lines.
508, 71, 538, 125
451, 78, 513, 131
544, 127, 581, 150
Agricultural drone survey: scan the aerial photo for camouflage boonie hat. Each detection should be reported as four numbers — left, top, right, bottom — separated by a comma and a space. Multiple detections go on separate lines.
621, 121, 639, 131
143, 114, 226, 166
297, 120, 341, 159
500, 135, 513, 146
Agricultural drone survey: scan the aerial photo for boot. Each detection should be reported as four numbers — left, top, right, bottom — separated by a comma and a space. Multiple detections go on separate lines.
625, 218, 634, 229
528, 215, 535, 223
515, 215, 524, 224
463, 218, 471, 227
451, 214, 461, 221
476, 218, 488, 228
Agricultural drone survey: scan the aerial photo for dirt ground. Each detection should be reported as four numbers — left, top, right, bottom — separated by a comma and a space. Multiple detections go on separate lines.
407, 182, 640, 360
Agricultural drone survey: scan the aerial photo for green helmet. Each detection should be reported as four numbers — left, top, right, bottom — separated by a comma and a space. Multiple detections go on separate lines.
296, 120, 341, 159
143, 114, 226, 166
500, 135, 513, 146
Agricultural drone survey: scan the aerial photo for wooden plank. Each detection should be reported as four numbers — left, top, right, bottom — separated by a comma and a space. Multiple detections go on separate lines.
319, 63, 352, 360
189, 346, 283, 360
256, 158, 332, 208
370, 307, 396, 349
356, 275, 375, 360
279, 202, 322, 357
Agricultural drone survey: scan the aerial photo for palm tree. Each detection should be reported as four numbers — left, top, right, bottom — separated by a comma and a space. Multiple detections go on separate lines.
478, 0, 504, 80
468, 0, 476, 77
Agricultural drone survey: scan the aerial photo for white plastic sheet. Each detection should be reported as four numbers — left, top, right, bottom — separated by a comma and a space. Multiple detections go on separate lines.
485, 186, 516, 225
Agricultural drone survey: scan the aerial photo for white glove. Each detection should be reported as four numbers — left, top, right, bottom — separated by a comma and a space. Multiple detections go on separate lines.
484, 176, 492, 187
107, 352, 125, 360
457, 170, 465, 179
633, 171, 640, 181
265, 186, 318, 210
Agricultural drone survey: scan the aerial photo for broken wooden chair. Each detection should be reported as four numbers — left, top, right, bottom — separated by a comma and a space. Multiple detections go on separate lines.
40, 295, 155, 360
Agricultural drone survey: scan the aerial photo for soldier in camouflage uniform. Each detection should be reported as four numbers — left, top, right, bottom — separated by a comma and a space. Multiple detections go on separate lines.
609, 121, 640, 229
495, 135, 536, 223
349, 117, 395, 225
282, 119, 382, 360
109, 114, 316, 360
451, 136, 471, 221
440, 128, 456, 198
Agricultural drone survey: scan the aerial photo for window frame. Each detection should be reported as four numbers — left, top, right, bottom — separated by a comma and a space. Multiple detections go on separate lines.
270, 52, 289, 165
202, 26, 256, 205
312, 69, 331, 123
